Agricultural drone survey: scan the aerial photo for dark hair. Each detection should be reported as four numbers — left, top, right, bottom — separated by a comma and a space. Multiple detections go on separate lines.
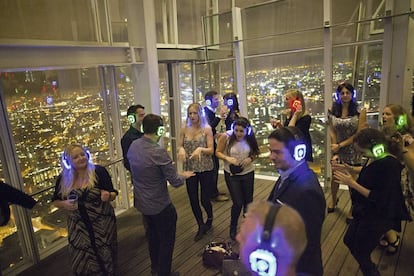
127, 104, 145, 115
223, 92, 240, 112
143, 114, 163, 134
205, 90, 218, 101
353, 128, 388, 152
268, 127, 305, 158
227, 117, 260, 158
331, 83, 358, 117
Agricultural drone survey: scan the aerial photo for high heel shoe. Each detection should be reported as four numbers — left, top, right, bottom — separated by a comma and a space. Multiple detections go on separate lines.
386, 236, 400, 255
327, 198, 339, 213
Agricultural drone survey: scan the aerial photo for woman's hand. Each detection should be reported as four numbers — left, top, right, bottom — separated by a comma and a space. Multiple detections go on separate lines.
177, 147, 186, 162
181, 171, 196, 179
240, 157, 252, 167
60, 199, 78, 211
101, 190, 114, 202
189, 147, 203, 160
333, 170, 354, 187
226, 156, 239, 166
331, 143, 340, 153
270, 118, 282, 129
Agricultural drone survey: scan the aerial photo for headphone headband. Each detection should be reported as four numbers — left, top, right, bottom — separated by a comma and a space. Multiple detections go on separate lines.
262, 204, 281, 241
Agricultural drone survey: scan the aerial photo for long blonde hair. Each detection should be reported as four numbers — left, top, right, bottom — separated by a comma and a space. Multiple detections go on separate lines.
59, 143, 96, 197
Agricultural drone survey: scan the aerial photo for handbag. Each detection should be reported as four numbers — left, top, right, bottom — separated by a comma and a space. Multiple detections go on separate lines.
229, 164, 243, 175
202, 241, 239, 269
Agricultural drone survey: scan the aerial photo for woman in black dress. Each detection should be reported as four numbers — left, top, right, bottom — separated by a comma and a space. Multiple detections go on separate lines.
334, 128, 409, 276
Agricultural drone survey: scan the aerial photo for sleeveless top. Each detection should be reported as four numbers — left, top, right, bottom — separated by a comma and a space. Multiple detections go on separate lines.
183, 128, 214, 172
330, 114, 362, 165
223, 138, 254, 175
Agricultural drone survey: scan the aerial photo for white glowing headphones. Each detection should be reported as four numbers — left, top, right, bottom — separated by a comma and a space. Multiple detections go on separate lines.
231, 121, 252, 136
61, 145, 92, 170
285, 127, 306, 161
127, 113, 137, 124
249, 203, 281, 276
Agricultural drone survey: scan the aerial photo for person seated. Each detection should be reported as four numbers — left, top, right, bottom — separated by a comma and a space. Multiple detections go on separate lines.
223, 200, 307, 276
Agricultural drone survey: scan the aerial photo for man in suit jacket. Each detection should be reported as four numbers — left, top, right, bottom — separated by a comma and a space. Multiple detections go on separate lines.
267, 126, 326, 276
204, 91, 228, 202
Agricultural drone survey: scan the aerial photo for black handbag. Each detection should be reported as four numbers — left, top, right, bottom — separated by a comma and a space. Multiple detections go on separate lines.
202, 241, 239, 269
229, 164, 243, 174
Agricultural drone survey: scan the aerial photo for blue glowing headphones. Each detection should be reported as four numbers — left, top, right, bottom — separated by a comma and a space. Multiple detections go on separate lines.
334, 84, 357, 104
249, 203, 281, 276
231, 121, 252, 136
61, 145, 92, 170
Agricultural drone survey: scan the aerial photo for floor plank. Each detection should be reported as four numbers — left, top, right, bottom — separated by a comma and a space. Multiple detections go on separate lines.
17, 174, 414, 276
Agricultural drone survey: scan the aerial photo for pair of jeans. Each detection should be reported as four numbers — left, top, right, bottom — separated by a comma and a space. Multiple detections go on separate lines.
143, 204, 177, 276
224, 171, 254, 228
186, 171, 213, 225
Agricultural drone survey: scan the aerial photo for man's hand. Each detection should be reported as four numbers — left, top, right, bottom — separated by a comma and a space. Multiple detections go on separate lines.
181, 171, 195, 179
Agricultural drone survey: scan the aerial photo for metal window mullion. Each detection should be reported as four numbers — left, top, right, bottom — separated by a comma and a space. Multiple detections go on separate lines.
232, 7, 247, 116
323, 0, 333, 185
172, 0, 179, 46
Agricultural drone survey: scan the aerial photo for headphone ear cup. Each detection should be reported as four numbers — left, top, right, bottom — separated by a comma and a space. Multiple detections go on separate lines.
62, 152, 72, 170
128, 114, 136, 124
205, 99, 211, 106
157, 126, 166, 137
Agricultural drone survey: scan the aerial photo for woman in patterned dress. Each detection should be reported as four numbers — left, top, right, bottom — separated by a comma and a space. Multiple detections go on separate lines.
52, 143, 118, 275
178, 103, 215, 241
328, 82, 367, 220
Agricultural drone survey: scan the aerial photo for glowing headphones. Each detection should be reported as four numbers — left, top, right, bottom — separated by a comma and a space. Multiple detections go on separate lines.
127, 113, 137, 124
396, 114, 408, 131
226, 98, 234, 107
231, 120, 252, 136
205, 95, 212, 107
61, 145, 92, 170
334, 85, 357, 103
157, 125, 166, 137
284, 127, 306, 161
369, 139, 386, 158
249, 203, 281, 276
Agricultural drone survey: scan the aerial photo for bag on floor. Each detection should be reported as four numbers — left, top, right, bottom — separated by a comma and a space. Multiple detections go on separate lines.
202, 241, 239, 269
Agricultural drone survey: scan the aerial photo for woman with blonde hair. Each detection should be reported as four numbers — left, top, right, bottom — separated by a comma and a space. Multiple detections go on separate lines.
178, 103, 215, 241
271, 89, 313, 162
52, 143, 118, 275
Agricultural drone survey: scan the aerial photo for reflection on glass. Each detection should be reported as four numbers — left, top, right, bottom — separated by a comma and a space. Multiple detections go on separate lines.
332, 0, 385, 25
0, 0, 104, 42
176, 0, 207, 45
179, 63, 194, 123
155, 0, 174, 44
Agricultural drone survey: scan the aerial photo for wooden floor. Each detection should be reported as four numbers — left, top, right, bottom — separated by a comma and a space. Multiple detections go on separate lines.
18, 174, 414, 276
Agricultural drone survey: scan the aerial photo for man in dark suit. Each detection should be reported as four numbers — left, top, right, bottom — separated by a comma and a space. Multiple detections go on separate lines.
204, 91, 228, 202
267, 127, 326, 276
121, 104, 145, 171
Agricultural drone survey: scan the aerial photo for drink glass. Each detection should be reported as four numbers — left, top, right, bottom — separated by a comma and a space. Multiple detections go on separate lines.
68, 193, 78, 210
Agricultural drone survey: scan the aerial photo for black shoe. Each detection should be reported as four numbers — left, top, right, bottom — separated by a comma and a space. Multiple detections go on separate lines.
194, 227, 205, 241
327, 198, 339, 213
204, 218, 213, 233
230, 226, 237, 241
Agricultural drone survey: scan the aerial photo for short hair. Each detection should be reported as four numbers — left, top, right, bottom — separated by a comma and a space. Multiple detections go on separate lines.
143, 114, 163, 134
354, 128, 388, 151
205, 90, 218, 101
241, 200, 307, 268
268, 126, 305, 158
127, 104, 145, 115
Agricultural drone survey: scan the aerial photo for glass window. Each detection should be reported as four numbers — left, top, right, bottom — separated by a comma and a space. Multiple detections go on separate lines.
155, 0, 175, 44
245, 51, 326, 178
159, 64, 172, 156
332, 0, 385, 25
0, 0, 107, 42
1, 68, 111, 256
108, 0, 128, 43
176, 0, 207, 45
0, 162, 26, 273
